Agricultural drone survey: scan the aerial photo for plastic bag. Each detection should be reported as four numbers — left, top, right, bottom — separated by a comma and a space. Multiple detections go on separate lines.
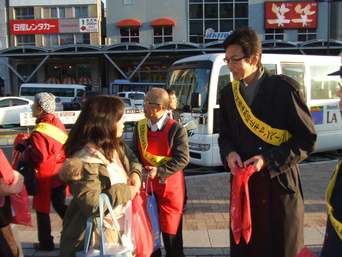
146, 192, 161, 251
10, 184, 32, 227
76, 194, 133, 257
296, 246, 316, 257
230, 165, 256, 244
132, 190, 154, 257
122, 201, 135, 252
10, 224, 24, 257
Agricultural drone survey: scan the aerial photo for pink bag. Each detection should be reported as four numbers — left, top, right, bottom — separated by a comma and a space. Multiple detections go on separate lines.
296, 246, 316, 257
10, 133, 33, 227
10, 185, 33, 227
132, 190, 154, 257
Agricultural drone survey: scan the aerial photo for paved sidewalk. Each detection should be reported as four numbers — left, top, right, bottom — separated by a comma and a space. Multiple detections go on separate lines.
13, 158, 338, 257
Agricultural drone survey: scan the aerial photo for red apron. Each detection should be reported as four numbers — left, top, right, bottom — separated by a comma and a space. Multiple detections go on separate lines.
138, 119, 185, 235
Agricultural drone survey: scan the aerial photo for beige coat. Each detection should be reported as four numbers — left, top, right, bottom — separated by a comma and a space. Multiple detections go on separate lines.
59, 143, 141, 257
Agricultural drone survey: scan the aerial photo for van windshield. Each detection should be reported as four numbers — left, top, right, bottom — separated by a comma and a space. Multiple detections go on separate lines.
166, 67, 210, 113
129, 93, 144, 100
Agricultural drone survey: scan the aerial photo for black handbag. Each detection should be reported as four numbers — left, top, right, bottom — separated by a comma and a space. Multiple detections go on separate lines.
17, 159, 38, 196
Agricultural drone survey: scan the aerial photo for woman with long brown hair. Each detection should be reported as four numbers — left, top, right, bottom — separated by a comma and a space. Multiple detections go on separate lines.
59, 94, 141, 257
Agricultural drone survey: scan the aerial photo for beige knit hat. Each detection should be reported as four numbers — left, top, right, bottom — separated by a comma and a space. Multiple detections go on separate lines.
35, 92, 56, 114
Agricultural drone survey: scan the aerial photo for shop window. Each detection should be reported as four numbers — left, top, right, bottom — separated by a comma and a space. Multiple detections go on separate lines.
51, 7, 66, 18
298, 28, 316, 42
189, 4, 203, 19
44, 34, 90, 46
16, 35, 35, 46
76, 33, 90, 44
205, 4, 218, 18
189, 0, 248, 44
17, 64, 37, 83
44, 34, 59, 46
15, 7, 34, 20
75, 6, 89, 18
46, 63, 91, 86
120, 27, 139, 43
60, 34, 74, 45
265, 29, 284, 40
43, 34, 90, 46
220, 3, 233, 18
153, 26, 173, 44
130, 64, 168, 83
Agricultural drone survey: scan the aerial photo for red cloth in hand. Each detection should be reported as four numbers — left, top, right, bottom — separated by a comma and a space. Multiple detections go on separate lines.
230, 165, 256, 244
0, 149, 14, 184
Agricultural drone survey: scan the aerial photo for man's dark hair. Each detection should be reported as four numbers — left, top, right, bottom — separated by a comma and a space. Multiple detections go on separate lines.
222, 27, 262, 68
166, 88, 176, 96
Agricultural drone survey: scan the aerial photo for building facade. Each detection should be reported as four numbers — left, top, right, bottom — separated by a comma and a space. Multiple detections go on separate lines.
2, 0, 104, 94
0, 0, 341, 96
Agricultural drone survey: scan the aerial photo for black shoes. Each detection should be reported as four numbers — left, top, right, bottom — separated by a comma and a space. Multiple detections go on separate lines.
33, 243, 55, 251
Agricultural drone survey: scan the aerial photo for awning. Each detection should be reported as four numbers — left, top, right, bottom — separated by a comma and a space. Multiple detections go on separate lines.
77, 76, 91, 84
150, 18, 175, 26
117, 19, 142, 27
46, 77, 60, 84
62, 77, 75, 84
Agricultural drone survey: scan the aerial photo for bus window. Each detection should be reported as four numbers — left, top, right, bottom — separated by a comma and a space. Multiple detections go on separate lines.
168, 68, 210, 112
109, 79, 164, 94
309, 65, 340, 100
216, 65, 230, 105
76, 89, 85, 97
264, 64, 277, 74
281, 63, 306, 99
19, 84, 86, 103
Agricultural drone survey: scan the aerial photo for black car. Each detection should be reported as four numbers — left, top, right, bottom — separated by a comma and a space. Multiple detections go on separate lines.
71, 91, 102, 109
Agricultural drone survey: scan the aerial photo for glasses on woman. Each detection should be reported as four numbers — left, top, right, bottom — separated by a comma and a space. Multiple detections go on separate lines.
223, 56, 246, 65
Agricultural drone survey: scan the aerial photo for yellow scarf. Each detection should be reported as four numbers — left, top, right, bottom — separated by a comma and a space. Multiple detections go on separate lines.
137, 118, 173, 167
325, 160, 342, 240
33, 122, 67, 144
232, 80, 291, 146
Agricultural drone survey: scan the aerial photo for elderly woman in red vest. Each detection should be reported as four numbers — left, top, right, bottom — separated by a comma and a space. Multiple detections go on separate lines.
25, 92, 68, 251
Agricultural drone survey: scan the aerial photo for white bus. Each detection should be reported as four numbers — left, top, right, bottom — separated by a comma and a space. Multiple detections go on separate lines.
166, 53, 342, 167
19, 83, 86, 103
109, 79, 165, 95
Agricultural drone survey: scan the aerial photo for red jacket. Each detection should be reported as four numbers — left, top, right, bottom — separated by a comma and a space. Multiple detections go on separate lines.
26, 114, 67, 213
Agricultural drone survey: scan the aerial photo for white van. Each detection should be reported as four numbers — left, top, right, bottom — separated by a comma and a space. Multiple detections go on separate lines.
19, 83, 86, 103
115, 91, 145, 108
166, 53, 342, 167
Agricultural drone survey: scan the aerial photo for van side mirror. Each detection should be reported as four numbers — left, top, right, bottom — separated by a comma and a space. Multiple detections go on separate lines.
191, 93, 201, 108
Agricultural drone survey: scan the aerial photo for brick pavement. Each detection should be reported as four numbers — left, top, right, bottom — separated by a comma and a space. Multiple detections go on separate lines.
15, 157, 339, 256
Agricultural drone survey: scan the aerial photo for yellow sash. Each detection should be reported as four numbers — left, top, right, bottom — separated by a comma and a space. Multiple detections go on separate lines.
33, 122, 67, 145
137, 118, 173, 167
232, 80, 291, 146
325, 160, 342, 240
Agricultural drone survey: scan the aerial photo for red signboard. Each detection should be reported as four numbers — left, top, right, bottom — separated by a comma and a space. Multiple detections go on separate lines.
265, 2, 318, 29
10, 20, 59, 34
